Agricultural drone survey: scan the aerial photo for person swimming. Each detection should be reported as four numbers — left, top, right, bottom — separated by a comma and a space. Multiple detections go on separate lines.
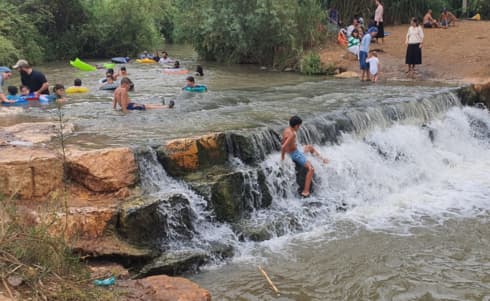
113, 77, 174, 112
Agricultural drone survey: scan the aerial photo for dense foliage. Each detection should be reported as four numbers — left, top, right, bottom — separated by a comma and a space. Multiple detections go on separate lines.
323, 0, 486, 25
174, 0, 326, 67
0, 0, 486, 67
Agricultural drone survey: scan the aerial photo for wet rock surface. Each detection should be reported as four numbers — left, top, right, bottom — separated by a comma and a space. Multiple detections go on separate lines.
117, 194, 194, 248
136, 250, 209, 278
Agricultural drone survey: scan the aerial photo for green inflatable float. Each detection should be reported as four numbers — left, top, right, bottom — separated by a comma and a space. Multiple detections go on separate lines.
70, 58, 97, 71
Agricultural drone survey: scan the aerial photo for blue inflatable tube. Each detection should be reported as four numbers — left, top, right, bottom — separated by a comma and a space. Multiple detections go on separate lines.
111, 57, 130, 64
183, 85, 208, 93
4, 95, 28, 105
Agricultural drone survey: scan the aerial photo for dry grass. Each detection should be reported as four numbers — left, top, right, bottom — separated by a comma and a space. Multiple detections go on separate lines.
0, 196, 120, 301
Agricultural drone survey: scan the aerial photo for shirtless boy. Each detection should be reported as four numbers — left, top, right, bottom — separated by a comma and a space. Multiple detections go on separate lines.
423, 9, 440, 28
113, 77, 174, 113
281, 115, 329, 197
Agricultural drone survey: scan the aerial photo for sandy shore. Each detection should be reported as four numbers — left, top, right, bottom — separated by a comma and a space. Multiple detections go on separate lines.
320, 20, 490, 84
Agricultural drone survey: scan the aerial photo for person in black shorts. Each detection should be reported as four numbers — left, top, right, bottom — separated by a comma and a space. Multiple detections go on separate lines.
12, 60, 49, 96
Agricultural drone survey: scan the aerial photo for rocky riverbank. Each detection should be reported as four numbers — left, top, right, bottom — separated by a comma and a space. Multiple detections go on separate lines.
0, 83, 488, 299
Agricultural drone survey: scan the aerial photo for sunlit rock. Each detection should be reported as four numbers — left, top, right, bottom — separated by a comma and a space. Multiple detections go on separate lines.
157, 133, 227, 177
119, 275, 211, 301
67, 147, 138, 192
0, 146, 63, 199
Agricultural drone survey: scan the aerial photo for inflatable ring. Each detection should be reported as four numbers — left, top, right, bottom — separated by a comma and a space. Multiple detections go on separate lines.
20, 93, 39, 101
70, 58, 97, 71
136, 58, 156, 64
163, 68, 189, 75
183, 85, 208, 93
112, 57, 130, 64
103, 63, 116, 69
66, 86, 89, 94
100, 83, 119, 91
4, 96, 28, 105
39, 95, 56, 103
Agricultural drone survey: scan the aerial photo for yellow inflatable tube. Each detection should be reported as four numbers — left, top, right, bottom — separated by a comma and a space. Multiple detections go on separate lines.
66, 86, 89, 94
136, 58, 156, 64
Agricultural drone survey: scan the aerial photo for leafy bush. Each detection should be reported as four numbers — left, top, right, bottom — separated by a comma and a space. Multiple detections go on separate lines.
174, 0, 325, 67
300, 52, 336, 75
0, 1, 44, 65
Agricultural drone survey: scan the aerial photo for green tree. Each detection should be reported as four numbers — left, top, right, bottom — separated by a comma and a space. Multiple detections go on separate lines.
174, 0, 325, 68
0, 1, 44, 65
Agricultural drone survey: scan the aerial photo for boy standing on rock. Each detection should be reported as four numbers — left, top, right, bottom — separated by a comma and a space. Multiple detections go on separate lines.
281, 116, 329, 198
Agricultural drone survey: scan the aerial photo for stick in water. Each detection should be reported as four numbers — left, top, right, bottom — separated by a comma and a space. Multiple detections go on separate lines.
258, 265, 280, 295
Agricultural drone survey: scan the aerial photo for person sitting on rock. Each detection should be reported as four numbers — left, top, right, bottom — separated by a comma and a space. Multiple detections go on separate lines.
281, 115, 329, 198
113, 77, 174, 112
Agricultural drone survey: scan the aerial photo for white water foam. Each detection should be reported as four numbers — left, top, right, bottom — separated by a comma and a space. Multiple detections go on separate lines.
231, 106, 490, 261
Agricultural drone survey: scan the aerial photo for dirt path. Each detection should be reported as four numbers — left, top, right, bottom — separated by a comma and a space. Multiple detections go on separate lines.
320, 20, 490, 84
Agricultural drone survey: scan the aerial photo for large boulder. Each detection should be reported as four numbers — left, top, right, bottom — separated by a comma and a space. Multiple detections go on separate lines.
117, 194, 194, 248
225, 128, 281, 165
458, 82, 490, 108
119, 275, 211, 301
187, 170, 272, 223
0, 122, 74, 145
66, 147, 138, 193
0, 146, 63, 199
136, 250, 209, 278
157, 133, 227, 177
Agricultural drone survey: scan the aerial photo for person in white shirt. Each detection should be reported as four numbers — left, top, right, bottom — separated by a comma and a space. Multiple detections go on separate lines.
346, 18, 359, 38
374, 0, 384, 43
405, 17, 424, 76
158, 51, 173, 65
366, 52, 380, 82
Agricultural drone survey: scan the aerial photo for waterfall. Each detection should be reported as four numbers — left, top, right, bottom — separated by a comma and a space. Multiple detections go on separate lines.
132, 90, 489, 264
134, 147, 237, 250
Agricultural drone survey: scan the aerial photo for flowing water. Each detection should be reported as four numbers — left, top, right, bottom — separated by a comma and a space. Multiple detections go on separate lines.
2, 49, 489, 300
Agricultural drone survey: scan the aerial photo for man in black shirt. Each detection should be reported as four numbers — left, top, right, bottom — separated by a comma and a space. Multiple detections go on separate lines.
13, 59, 49, 96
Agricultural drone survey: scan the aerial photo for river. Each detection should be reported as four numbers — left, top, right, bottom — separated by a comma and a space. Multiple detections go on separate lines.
2, 48, 489, 300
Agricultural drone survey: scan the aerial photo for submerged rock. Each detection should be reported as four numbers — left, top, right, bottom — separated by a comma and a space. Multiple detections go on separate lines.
117, 194, 194, 248
0, 122, 74, 145
136, 250, 209, 278
67, 147, 138, 193
0, 146, 63, 199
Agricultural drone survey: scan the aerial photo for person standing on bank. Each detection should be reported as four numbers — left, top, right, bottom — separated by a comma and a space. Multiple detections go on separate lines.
281, 116, 329, 198
13, 60, 49, 96
374, 0, 384, 44
405, 18, 424, 77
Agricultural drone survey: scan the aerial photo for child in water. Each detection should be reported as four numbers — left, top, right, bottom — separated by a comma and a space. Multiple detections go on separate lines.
195, 65, 204, 76
53, 84, 67, 102
366, 51, 380, 83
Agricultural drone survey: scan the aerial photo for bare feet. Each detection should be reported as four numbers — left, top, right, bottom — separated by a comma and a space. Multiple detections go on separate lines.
301, 192, 311, 198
